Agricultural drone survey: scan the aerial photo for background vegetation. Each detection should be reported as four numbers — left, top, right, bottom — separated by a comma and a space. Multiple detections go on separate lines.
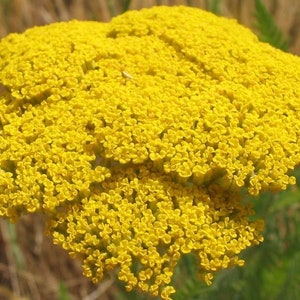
0, 1, 300, 299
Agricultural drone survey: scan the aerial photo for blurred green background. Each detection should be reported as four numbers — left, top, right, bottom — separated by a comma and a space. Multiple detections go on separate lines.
0, 1, 300, 299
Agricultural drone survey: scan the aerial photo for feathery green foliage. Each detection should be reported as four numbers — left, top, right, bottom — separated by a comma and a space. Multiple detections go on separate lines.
205, 0, 221, 15
254, 0, 289, 51
123, 0, 132, 12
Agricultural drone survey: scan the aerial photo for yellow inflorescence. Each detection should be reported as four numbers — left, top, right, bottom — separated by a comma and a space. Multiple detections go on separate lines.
0, 5, 299, 299
50, 164, 263, 297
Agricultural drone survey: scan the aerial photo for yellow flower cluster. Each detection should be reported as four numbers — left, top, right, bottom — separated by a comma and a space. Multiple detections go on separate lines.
0, 5, 299, 299
50, 164, 263, 297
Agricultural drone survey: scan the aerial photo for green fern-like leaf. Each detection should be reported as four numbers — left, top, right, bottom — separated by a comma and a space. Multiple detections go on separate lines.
123, 0, 132, 12
205, 0, 221, 15
254, 0, 289, 51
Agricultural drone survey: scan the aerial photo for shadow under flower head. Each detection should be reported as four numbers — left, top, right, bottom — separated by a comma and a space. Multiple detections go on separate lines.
0, 5, 299, 300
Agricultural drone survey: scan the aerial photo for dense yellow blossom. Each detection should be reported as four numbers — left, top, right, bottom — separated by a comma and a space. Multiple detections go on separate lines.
0, 5, 299, 299
49, 164, 263, 297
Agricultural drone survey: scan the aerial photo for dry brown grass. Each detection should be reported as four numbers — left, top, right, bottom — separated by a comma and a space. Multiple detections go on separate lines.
0, 1, 300, 299
0, 215, 119, 300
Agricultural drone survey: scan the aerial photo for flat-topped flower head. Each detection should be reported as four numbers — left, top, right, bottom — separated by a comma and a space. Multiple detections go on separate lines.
0, 5, 299, 299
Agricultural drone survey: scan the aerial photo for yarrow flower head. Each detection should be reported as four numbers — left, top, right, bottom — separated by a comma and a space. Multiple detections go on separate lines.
0, 5, 299, 299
